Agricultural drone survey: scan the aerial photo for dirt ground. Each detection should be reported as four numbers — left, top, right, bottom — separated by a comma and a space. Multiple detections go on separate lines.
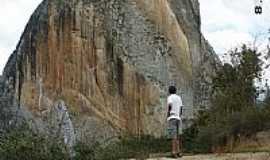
145, 152, 270, 160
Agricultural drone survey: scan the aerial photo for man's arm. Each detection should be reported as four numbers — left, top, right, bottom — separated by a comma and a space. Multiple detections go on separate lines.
179, 96, 183, 117
167, 104, 172, 118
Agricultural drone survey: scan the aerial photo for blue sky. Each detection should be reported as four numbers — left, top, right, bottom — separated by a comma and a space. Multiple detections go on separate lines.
0, 0, 270, 80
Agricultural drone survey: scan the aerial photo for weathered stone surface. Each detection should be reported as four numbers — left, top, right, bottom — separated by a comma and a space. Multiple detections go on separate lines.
0, 0, 220, 141
0, 68, 19, 131
49, 100, 75, 156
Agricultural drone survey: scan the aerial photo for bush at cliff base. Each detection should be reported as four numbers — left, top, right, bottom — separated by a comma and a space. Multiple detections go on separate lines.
0, 128, 170, 160
182, 107, 270, 153
74, 135, 171, 160
0, 128, 69, 160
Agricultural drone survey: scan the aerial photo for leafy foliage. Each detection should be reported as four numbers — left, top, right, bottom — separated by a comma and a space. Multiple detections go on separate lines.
0, 127, 69, 160
182, 45, 270, 153
74, 135, 170, 160
213, 45, 263, 113
0, 132, 170, 160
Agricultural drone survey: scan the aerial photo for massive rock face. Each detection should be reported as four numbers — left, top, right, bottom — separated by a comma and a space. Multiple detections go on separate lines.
0, 0, 219, 140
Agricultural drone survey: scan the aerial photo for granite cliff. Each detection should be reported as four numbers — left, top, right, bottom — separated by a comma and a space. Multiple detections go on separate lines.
0, 0, 220, 142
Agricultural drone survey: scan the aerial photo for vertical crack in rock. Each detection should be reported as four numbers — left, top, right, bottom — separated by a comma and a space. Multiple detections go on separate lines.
38, 78, 43, 111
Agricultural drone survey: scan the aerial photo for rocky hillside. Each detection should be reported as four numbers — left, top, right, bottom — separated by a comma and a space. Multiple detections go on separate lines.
0, 0, 219, 142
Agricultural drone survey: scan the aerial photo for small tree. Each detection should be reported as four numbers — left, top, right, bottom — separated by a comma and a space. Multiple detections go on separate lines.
185, 45, 266, 153
213, 45, 263, 114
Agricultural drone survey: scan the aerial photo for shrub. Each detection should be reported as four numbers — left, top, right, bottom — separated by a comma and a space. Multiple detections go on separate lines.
74, 135, 170, 160
0, 128, 69, 160
182, 107, 270, 153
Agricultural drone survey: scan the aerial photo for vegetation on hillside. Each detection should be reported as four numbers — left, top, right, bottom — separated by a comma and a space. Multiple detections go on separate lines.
183, 44, 270, 153
0, 127, 170, 160
0, 126, 68, 160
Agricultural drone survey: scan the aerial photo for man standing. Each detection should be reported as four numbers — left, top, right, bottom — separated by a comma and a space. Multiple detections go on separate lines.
167, 85, 183, 158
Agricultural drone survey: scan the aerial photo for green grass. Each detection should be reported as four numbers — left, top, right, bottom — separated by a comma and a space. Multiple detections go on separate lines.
74, 135, 171, 160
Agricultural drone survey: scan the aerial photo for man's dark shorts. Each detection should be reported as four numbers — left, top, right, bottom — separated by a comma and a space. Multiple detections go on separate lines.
167, 118, 182, 139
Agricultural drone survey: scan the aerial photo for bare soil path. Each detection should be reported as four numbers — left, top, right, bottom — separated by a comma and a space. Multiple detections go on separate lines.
129, 152, 270, 160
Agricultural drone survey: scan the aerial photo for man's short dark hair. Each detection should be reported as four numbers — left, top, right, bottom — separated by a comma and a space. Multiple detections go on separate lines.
168, 86, 177, 94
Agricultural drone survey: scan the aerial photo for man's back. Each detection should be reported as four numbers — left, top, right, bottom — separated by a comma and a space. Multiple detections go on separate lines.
167, 94, 183, 121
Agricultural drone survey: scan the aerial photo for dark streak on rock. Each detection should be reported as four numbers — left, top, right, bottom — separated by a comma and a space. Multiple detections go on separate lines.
117, 58, 124, 96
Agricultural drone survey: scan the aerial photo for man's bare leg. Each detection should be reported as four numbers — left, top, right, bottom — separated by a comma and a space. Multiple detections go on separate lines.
177, 135, 183, 157
176, 137, 180, 153
172, 136, 178, 157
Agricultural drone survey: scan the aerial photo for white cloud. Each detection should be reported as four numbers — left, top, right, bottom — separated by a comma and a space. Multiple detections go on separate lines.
200, 0, 270, 54
200, 0, 270, 82
0, 0, 42, 74
205, 29, 253, 54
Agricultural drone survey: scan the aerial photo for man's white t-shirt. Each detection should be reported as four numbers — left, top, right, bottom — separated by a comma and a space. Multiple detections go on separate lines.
167, 94, 183, 121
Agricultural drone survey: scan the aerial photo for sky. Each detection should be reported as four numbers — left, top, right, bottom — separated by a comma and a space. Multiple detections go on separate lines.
200, 0, 270, 83
0, 0, 270, 80
200, 0, 270, 53
0, 0, 42, 74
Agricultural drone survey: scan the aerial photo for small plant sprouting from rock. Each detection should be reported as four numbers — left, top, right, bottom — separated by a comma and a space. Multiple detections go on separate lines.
56, 0, 65, 8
